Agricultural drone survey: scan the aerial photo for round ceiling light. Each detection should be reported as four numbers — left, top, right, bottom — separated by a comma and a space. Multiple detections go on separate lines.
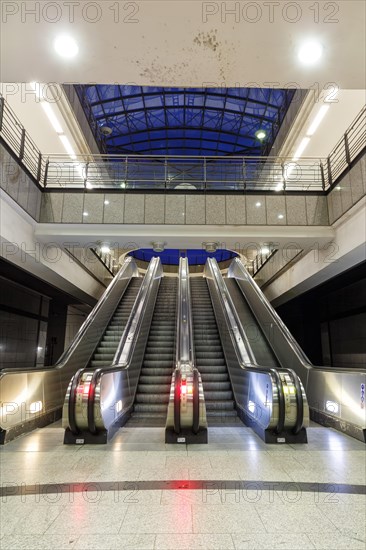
298, 41, 323, 65
100, 126, 113, 136
54, 35, 79, 59
255, 130, 266, 141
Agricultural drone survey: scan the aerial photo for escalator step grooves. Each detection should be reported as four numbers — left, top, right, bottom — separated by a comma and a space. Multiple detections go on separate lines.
191, 278, 236, 421
88, 277, 142, 368
132, 278, 177, 424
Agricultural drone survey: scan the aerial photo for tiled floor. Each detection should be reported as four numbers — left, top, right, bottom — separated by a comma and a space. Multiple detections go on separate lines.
1, 421, 365, 549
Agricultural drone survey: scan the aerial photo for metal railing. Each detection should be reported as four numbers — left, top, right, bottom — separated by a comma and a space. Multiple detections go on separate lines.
324, 105, 366, 187
91, 248, 119, 276
0, 95, 364, 193
251, 247, 278, 277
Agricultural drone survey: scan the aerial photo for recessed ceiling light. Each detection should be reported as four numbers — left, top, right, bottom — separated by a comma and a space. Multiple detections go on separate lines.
83, 212, 89, 217
255, 202, 262, 207
100, 244, 111, 254
104, 200, 110, 205
261, 247, 270, 255
278, 214, 284, 220
307, 104, 330, 136
41, 102, 63, 133
298, 41, 323, 65
255, 130, 266, 140
293, 137, 310, 161
54, 35, 79, 59
59, 134, 76, 159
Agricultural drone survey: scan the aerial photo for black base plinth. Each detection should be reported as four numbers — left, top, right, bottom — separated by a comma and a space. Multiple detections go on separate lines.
165, 426, 208, 444
237, 406, 308, 444
63, 410, 131, 445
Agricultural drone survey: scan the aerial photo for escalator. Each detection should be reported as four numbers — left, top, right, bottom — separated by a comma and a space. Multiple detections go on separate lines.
227, 257, 366, 442
88, 279, 142, 369
225, 277, 279, 368
1, 258, 139, 444
190, 278, 236, 422
130, 277, 178, 425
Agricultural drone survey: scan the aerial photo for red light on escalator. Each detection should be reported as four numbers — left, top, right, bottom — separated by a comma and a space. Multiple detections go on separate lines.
181, 379, 187, 395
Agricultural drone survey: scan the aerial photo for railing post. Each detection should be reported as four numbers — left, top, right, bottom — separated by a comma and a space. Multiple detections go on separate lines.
124, 156, 128, 187
281, 162, 286, 192
0, 97, 4, 132
84, 162, 89, 188
344, 131, 351, 166
19, 128, 26, 160
203, 157, 207, 191
44, 159, 49, 187
320, 162, 326, 191
164, 158, 168, 188
327, 157, 333, 187
37, 153, 42, 183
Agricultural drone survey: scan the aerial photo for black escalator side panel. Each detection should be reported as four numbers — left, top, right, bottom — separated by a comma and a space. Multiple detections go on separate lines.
225, 278, 279, 368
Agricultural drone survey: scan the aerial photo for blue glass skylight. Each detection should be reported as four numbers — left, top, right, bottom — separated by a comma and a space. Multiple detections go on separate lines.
76, 86, 295, 156
128, 249, 237, 266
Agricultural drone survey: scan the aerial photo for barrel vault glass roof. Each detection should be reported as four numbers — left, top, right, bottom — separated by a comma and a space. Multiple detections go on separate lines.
76, 85, 295, 156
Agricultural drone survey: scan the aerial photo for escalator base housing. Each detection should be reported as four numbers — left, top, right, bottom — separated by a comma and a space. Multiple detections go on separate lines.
165, 426, 208, 445
237, 407, 308, 444
63, 409, 131, 445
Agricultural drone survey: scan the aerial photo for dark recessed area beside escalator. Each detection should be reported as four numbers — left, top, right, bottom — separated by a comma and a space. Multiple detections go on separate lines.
276, 262, 366, 368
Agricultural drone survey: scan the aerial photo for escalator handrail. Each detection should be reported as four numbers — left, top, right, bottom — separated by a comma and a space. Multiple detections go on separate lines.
86, 258, 163, 434
111, 257, 163, 369
175, 258, 195, 372
68, 368, 85, 435
88, 368, 102, 434
287, 368, 304, 434
204, 258, 287, 434
174, 369, 181, 434
192, 368, 200, 434
174, 258, 201, 435
270, 368, 285, 434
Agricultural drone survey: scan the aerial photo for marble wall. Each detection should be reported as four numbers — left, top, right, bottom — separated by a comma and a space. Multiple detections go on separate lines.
0, 144, 42, 221
327, 152, 366, 224
40, 192, 330, 226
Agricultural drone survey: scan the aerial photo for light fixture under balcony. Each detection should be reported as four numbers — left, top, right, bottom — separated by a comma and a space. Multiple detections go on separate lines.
203, 242, 219, 253
152, 242, 166, 253
100, 243, 111, 254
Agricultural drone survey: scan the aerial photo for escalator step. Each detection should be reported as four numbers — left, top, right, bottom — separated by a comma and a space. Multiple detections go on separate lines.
191, 278, 237, 420
133, 278, 177, 422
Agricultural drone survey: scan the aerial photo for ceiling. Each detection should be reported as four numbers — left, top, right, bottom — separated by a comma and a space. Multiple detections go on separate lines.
2, 1, 365, 88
